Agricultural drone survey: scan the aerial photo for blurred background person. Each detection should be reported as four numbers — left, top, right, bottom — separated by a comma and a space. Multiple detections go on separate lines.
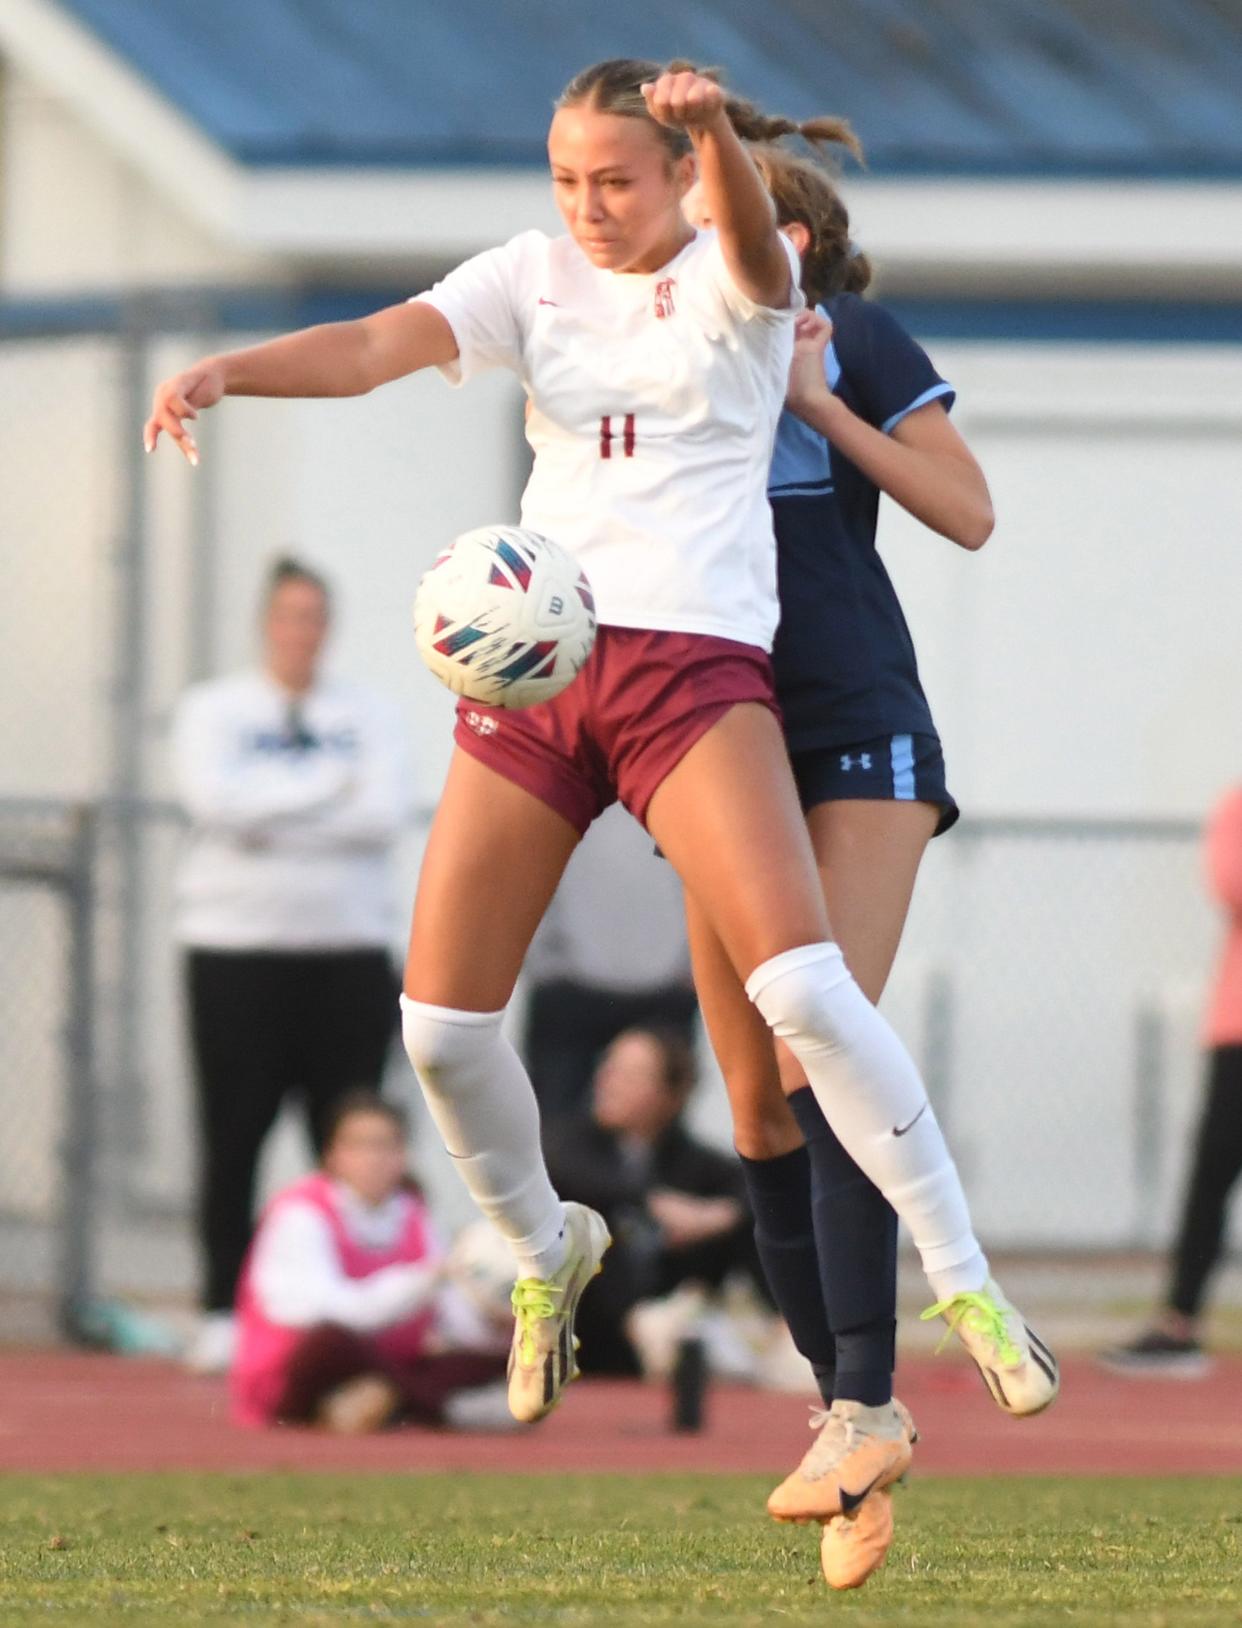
522, 805, 698, 1121
232, 1092, 512, 1432
172, 556, 413, 1375
543, 1027, 784, 1380
1101, 783, 1242, 1377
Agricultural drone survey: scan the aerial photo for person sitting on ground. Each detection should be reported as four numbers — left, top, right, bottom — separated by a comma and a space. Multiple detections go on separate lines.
543, 1027, 778, 1377
231, 1092, 511, 1432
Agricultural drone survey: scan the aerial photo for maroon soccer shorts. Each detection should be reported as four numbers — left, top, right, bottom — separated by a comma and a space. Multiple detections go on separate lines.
452, 626, 781, 833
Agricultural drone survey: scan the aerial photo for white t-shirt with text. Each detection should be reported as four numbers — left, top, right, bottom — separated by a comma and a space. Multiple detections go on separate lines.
171, 671, 413, 950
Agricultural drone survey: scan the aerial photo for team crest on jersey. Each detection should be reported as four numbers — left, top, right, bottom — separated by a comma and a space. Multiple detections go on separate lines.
654, 278, 677, 319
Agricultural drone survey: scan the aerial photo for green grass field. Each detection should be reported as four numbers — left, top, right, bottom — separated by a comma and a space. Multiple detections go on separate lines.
0, 1473, 1239, 1627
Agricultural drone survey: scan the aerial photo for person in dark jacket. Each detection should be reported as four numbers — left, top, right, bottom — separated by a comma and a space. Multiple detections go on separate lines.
543, 1026, 768, 1374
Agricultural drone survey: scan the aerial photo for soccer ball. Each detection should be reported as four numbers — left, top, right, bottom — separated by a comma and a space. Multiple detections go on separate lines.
445, 1220, 517, 1336
413, 525, 596, 709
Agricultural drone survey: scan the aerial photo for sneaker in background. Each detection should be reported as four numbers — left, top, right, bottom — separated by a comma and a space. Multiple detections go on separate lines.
626, 1284, 709, 1380
183, 1311, 236, 1375
443, 1380, 528, 1432
1097, 1329, 1211, 1379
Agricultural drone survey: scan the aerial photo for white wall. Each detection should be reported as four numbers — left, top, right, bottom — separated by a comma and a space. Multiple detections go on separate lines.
880, 343, 1242, 820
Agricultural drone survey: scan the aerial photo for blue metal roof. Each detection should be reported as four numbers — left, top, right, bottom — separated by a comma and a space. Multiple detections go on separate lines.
55, 0, 1242, 178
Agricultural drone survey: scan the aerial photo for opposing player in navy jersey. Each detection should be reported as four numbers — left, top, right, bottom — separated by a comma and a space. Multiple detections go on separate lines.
685, 132, 1054, 1589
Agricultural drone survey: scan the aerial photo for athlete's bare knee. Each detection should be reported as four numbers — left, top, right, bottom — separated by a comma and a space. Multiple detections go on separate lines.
728, 1092, 804, 1160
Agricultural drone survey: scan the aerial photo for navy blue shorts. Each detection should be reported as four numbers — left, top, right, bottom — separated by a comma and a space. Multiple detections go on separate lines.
789, 732, 959, 836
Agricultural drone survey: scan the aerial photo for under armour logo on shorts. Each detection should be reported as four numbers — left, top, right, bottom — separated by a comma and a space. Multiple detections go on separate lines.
840, 752, 872, 772
465, 711, 499, 738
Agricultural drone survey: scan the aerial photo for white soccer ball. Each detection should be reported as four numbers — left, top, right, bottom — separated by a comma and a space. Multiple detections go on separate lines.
413, 525, 597, 709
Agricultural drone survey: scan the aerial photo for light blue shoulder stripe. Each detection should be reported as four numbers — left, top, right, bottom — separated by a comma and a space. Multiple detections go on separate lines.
881, 381, 954, 435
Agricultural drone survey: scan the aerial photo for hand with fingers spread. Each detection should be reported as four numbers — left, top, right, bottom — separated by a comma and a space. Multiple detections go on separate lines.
785, 308, 835, 422
640, 70, 727, 135
143, 361, 226, 465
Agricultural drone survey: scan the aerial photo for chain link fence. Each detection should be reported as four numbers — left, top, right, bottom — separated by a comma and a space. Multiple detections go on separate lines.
0, 801, 97, 1336
0, 790, 1224, 1327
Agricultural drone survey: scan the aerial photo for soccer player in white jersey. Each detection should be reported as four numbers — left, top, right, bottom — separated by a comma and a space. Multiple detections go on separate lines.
144, 60, 1056, 1460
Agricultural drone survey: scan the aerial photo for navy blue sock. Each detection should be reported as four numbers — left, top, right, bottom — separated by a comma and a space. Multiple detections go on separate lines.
787, 1086, 897, 1407
736, 1144, 835, 1405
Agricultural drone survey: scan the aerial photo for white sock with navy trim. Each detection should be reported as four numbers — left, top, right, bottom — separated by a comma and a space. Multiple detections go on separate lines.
745, 943, 988, 1299
400, 996, 566, 1280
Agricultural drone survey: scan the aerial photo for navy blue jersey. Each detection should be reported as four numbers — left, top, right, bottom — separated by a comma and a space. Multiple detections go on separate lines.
768, 293, 955, 753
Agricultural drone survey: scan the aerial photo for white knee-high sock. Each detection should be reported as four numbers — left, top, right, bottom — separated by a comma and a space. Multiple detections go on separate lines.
745, 944, 988, 1299
400, 996, 566, 1279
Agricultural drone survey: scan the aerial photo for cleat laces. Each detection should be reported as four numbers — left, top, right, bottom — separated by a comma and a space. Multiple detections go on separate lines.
799, 1406, 850, 1479
511, 1279, 561, 1364
920, 1291, 1021, 1365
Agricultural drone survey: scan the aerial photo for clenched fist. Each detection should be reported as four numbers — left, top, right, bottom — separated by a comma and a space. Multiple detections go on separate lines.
640, 71, 727, 134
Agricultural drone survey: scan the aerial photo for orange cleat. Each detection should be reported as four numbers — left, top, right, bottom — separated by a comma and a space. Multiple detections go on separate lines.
767, 1398, 912, 1523
820, 1487, 894, 1590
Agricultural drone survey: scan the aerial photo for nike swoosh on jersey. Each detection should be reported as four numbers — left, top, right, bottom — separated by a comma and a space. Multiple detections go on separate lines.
892, 1102, 928, 1138
537, 297, 560, 306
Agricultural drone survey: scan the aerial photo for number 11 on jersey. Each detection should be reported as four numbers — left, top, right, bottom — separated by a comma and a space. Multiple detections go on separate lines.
599, 415, 636, 459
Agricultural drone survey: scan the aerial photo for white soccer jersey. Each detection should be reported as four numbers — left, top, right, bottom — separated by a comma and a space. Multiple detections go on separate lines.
415, 229, 802, 651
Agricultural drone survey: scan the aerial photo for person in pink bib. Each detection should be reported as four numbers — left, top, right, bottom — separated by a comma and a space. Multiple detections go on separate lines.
232, 1092, 510, 1432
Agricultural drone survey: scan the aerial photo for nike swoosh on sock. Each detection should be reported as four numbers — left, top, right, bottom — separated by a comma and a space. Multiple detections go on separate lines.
892, 1103, 928, 1137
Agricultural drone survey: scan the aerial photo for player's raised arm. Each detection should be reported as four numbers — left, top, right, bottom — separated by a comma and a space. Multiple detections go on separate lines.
143, 300, 459, 465
786, 309, 994, 551
641, 70, 790, 310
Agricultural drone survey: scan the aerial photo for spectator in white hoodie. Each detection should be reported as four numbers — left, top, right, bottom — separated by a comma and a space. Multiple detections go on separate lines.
172, 556, 413, 1374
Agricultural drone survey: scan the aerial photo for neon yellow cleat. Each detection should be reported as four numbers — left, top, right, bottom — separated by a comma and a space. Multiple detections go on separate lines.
921, 1276, 1059, 1416
506, 1202, 611, 1424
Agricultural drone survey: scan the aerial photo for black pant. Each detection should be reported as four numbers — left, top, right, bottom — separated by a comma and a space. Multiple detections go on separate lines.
523, 978, 699, 1120
186, 948, 398, 1311
1167, 1044, 1242, 1318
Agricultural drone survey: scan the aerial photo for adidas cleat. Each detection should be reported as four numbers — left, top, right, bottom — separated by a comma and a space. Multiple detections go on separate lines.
921, 1276, 1059, 1416
766, 1398, 913, 1524
506, 1202, 611, 1424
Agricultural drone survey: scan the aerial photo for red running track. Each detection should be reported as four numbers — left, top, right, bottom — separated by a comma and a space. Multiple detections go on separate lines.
0, 1352, 1238, 1476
